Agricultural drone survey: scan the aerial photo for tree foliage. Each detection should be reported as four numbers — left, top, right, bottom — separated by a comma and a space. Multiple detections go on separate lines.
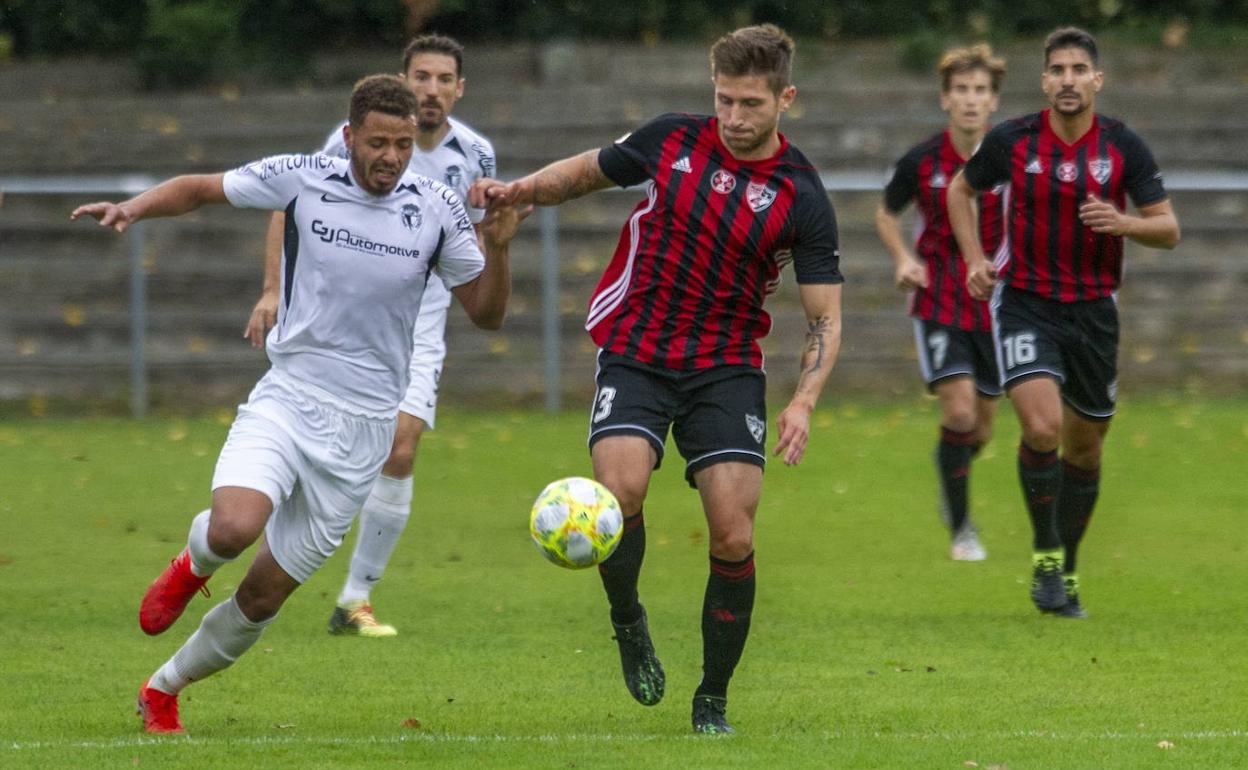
2, 0, 1246, 87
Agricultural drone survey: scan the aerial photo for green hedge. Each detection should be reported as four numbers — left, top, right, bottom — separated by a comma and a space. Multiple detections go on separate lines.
0, 0, 407, 87
2, 0, 1246, 87
427, 0, 1248, 39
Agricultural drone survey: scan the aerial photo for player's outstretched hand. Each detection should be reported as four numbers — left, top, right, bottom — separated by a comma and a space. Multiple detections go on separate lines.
243, 291, 278, 348
773, 402, 812, 466
894, 257, 929, 291
468, 178, 501, 208
478, 201, 534, 249
965, 257, 998, 301
70, 202, 134, 233
1079, 194, 1128, 235
470, 178, 536, 209
468, 178, 522, 209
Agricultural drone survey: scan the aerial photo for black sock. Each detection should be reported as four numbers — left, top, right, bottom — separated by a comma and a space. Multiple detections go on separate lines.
936, 427, 977, 532
598, 511, 645, 626
696, 552, 755, 700
1018, 443, 1062, 550
1057, 461, 1100, 574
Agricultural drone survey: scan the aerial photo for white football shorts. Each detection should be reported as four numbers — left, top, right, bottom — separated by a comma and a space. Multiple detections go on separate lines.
398, 279, 452, 428
212, 369, 396, 584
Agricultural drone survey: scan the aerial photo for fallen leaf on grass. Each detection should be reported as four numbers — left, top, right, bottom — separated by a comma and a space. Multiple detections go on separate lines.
964, 762, 979, 768
1158, 740, 1175, 750
402, 718, 422, 729
275, 723, 296, 729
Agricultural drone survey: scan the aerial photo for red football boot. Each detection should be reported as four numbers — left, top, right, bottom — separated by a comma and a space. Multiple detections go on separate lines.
139, 549, 211, 635
137, 679, 184, 733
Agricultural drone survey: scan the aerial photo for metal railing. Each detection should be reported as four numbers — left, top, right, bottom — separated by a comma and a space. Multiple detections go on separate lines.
4, 170, 1246, 416
2, 175, 156, 417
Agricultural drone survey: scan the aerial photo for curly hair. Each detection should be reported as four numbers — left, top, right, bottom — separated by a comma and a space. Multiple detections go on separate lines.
348, 74, 418, 129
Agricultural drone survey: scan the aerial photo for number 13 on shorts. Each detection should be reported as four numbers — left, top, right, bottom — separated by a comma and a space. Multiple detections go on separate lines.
592, 386, 617, 423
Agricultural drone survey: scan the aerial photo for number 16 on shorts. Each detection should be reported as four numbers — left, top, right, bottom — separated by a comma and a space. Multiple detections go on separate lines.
1000, 332, 1037, 370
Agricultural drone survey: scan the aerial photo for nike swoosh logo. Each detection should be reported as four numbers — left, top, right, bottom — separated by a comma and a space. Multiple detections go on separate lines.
320, 193, 350, 204
364, 574, 380, 582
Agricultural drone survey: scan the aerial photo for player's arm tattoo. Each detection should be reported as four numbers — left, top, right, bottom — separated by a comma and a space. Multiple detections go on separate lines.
798, 316, 835, 387
789, 283, 842, 409
531, 150, 611, 205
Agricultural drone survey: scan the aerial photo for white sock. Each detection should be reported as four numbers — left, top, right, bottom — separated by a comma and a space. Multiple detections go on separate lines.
147, 596, 273, 695
187, 509, 233, 577
338, 474, 412, 606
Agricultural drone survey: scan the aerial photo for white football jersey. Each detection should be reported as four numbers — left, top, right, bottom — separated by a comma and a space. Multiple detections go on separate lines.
223, 153, 483, 414
320, 117, 495, 316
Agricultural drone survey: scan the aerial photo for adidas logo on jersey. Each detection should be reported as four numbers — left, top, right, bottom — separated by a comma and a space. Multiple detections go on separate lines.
671, 156, 692, 173
1024, 157, 1044, 174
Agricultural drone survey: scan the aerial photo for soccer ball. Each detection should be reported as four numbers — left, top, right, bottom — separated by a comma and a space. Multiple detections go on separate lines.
529, 477, 624, 569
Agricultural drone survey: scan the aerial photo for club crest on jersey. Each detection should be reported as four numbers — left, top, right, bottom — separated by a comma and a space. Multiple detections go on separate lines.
444, 164, 462, 188
1088, 157, 1112, 185
711, 170, 737, 194
745, 414, 766, 444
1057, 161, 1079, 183
746, 182, 777, 212
400, 203, 422, 231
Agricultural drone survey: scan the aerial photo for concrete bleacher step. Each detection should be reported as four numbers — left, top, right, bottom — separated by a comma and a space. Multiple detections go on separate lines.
7, 72, 1248, 175
3, 42, 1247, 406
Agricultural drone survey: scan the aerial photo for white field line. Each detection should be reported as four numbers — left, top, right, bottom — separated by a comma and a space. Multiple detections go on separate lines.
6, 730, 1248, 752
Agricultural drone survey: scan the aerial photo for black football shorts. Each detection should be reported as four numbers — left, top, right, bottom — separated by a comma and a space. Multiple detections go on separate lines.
588, 351, 768, 487
991, 285, 1119, 419
912, 318, 1002, 397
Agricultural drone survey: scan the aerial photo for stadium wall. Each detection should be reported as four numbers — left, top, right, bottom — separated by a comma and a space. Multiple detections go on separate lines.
1, 41, 1245, 412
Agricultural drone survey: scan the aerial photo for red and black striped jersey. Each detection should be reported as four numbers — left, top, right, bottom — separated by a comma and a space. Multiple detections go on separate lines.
884, 129, 1004, 331
592, 112, 843, 371
963, 110, 1167, 302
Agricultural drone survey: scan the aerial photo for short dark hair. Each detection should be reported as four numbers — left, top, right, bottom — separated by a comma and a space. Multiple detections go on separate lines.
1044, 27, 1098, 66
348, 74, 418, 129
403, 34, 464, 77
709, 23, 795, 94
938, 43, 1006, 93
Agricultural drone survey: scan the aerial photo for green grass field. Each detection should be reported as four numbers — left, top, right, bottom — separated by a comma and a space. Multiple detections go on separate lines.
2, 397, 1246, 769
